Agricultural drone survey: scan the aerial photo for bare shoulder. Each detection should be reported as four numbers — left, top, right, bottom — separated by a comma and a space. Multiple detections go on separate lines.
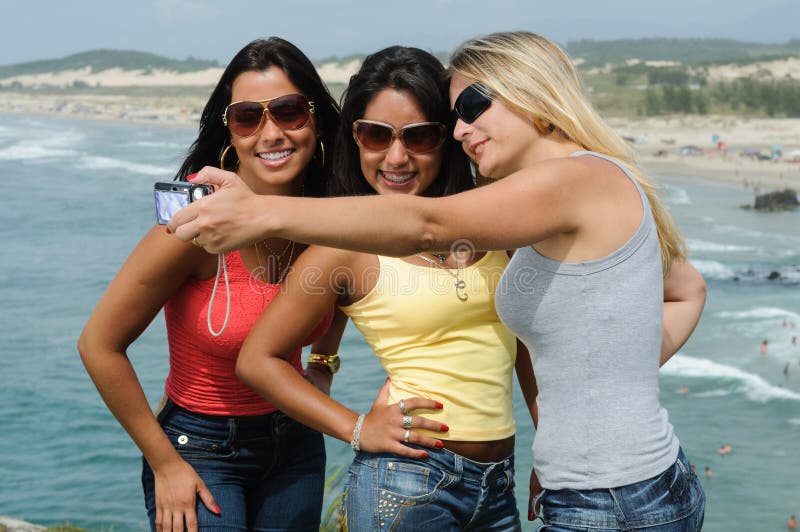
128, 224, 211, 279
566, 152, 639, 188
296, 244, 369, 270
503, 155, 603, 192
293, 245, 377, 292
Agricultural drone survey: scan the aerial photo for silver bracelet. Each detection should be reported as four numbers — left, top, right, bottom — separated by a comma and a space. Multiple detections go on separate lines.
350, 413, 366, 452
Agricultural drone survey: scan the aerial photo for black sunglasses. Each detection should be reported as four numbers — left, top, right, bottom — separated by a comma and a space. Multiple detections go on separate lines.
453, 83, 492, 124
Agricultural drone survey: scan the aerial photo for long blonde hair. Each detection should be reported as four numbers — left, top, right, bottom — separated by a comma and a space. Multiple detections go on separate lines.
450, 31, 686, 275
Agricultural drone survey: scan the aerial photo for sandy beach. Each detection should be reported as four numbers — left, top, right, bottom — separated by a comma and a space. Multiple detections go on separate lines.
610, 115, 800, 191
2, 89, 800, 192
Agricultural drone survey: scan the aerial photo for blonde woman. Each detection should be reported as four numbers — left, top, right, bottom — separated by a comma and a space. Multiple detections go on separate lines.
170, 31, 707, 531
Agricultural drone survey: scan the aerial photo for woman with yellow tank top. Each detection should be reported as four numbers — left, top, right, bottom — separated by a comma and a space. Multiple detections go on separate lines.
235, 47, 535, 531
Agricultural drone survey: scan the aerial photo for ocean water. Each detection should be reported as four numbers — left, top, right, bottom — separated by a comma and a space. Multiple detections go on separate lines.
1, 114, 798, 531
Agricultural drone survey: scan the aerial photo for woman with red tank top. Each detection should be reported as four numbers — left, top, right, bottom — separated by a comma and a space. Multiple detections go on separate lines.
78, 38, 342, 532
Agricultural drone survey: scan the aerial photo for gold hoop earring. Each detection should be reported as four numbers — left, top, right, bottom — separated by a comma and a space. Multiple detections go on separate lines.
316, 139, 325, 168
219, 144, 235, 171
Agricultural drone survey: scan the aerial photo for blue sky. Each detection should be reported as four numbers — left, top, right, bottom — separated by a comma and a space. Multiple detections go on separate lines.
4, 0, 799, 66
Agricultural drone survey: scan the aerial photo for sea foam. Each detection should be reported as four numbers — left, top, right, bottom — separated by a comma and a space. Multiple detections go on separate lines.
662, 354, 800, 403
686, 239, 755, 253
0, 143, 79, 161
77, 155, 175, 177
661, 184, 691, 205
690, 259, 736, 280
716, 307, 799, 321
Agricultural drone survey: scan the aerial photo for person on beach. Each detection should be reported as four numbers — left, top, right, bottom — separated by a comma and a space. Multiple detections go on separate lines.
789, 514, 798, 530
762, 339, 769, 355
169, 31, 708, 530
235, 45, 531, 531
78, 37, 341, 531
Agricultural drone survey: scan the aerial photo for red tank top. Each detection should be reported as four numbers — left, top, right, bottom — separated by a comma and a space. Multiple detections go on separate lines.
164, 250, 333, 416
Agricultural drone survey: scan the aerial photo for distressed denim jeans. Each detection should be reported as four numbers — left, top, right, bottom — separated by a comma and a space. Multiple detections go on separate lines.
341, 444, 521, 531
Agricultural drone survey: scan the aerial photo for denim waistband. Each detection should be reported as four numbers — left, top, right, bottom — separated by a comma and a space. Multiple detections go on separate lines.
380, 443, 515, 485
159, 397, 291, 436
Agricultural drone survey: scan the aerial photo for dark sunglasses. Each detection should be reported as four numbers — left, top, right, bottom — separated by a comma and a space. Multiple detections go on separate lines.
453, 83, 492, 124
352, 120, 447, 154
222, 93, 315, 137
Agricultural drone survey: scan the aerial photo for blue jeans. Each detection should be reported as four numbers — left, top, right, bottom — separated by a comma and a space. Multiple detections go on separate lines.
532, 448, 705, 531
142, 398, 325, 531
341, 444, 521, 531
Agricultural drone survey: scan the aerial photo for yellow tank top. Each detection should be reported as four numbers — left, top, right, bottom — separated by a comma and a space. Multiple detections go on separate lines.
339, 251, 516, 441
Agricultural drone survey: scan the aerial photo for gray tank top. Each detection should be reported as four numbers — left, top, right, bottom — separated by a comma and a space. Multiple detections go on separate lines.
496, 150, 678, 490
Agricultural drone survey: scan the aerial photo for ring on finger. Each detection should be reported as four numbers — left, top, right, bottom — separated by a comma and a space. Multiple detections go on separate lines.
402, 415, 413, 430
404, 429, 411, 443
192, 236, 202, 247
398, 399, 409, 415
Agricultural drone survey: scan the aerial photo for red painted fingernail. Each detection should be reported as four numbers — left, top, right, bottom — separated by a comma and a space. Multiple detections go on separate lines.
421, 451, 429, 458
435, 441, 444, 448
214, 504, 221, 515
440, 424, 449, 432
435, 402, 443, 409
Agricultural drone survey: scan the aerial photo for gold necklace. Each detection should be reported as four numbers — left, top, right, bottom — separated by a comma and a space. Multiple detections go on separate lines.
254, 239, 295, 284
415, 253, 468, 301
263, 238, 294, 259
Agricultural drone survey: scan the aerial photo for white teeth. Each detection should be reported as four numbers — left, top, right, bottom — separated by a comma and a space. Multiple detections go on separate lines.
381, 172, 414, 183
258, 149, 293, 161
475, 143, 484, 155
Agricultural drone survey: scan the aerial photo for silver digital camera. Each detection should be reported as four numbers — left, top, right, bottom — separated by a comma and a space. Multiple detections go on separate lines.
154, 182, 214, 225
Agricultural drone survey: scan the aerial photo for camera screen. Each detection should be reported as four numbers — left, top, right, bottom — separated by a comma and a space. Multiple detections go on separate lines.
154, 189, 190, 225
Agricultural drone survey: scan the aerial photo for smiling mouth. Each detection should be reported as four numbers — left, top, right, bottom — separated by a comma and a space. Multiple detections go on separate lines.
470, 140, 488, 157
380, 171, 416, 185
258, 149, 295, 161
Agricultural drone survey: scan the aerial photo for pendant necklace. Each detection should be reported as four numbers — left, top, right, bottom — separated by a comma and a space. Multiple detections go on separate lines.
415, 253, 468, 301
254, 238, 296, 284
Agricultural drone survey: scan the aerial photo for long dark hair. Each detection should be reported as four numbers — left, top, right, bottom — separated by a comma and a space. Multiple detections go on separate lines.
175, 37, 340, 197
330, 46, 473, 197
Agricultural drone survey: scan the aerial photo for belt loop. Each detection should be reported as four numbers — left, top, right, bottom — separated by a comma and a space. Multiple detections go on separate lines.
227, 417, 237, 448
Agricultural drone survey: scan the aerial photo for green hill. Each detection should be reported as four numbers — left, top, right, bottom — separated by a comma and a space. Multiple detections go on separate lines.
0, 49, 219, 78
566, 38, 800, 67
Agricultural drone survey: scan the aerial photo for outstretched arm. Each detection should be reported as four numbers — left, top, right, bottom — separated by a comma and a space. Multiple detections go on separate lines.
168, 160, 583, 255
77, 226, 219, 531
236, 246, 447, 458
661, 260, 706, 365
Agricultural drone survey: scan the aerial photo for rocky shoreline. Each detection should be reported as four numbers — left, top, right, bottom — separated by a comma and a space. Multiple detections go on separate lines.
0, 516, 45, 532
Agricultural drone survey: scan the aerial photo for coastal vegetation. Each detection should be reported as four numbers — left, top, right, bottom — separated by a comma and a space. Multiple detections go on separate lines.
0, 50, 219, 78
566, 37, 800, 67
1, 39, 799, 118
